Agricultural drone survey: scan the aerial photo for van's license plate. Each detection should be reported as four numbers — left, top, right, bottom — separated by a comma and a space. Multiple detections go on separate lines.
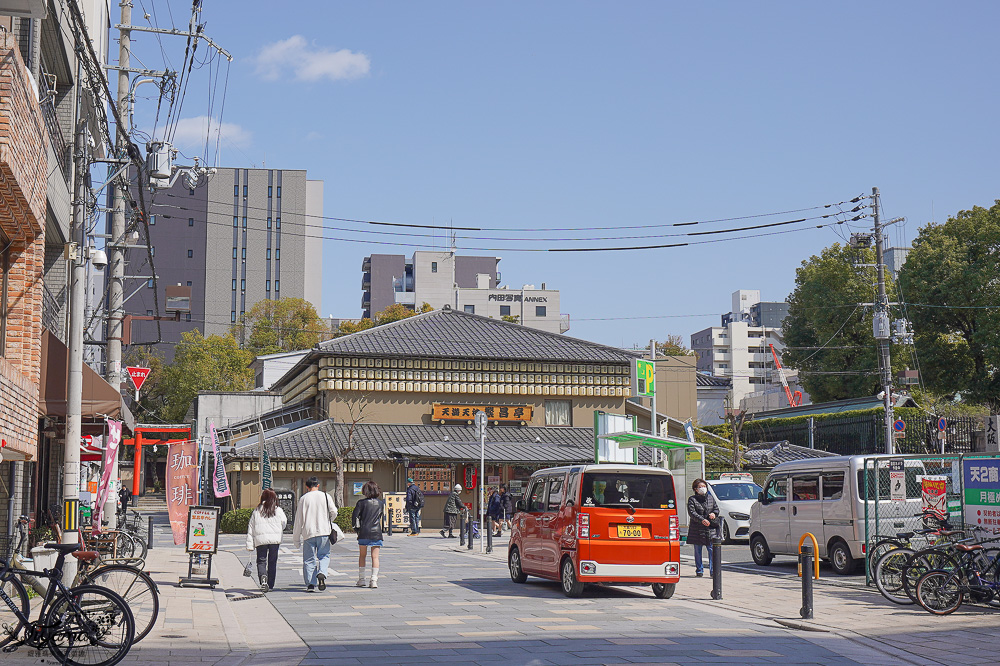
617, 524, 642, 538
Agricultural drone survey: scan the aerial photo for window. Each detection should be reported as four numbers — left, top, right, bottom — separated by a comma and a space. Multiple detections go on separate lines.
822, 473, 845, 501
0, 232, 9, 355
146, 310, 153, 316
186, 281, 192, 286
265, 280, 271, 292
243, 185, 248, 197
147, 279, 154, 288
241, 248, 246, 260
274, 280, 280, 292
231, 311, 237, 323
500, 305, 510, 316
242, 217, 247, 228
185, 312, 192, 322
463, 305, 475, 314
545, 400, 571, 426
232, 279, 237, 290
266, 249, 271, 260
792, 476, 820, 501
857, 468, 923, 500
148, 215, 155, 225
232, 247, 237, 259
233, 216, 238, 227
431, 261, 438, 273
240, 279, 246, 291
189, 188, 195, 195
275, 249, 280, 260
267, 217, 272, 229
276, 186, 281, 197
187, 250, 193, 258
150, 246, 155, 256
581, 471, 676, 509
275, 217, 281, 229
535, 306, 546, 317
188, 217, 194, 227
764, 476, 787, 502
234, 185, 239, 196
545, 476, 565, 511
526, 479, 548, 512
268, 185, 272, 197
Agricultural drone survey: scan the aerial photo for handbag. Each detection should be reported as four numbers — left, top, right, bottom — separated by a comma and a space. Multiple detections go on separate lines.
326, 493, 339, 545
242, 557, 253, 578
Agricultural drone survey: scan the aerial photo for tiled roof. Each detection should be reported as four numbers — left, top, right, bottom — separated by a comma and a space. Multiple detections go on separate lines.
743, 441, 838, 467
696, 374, 731, 388
315, 309, 640, 364
233, 420, 653, 465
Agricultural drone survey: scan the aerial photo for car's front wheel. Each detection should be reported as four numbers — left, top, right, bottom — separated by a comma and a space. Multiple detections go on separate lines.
722, 521, 731, 543
508, 547, 527, 583
750, 534, 773, 566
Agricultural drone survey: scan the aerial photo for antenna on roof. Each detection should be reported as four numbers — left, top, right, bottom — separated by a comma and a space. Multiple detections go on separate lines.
450, 219, 457, 253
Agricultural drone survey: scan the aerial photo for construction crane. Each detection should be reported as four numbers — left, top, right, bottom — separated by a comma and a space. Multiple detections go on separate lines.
769, 344, 803, 407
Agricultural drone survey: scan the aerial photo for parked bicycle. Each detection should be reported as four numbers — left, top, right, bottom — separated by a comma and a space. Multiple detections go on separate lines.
1, 516, 136, 666
915, 538, 1000, 615
866, 510, 956, 581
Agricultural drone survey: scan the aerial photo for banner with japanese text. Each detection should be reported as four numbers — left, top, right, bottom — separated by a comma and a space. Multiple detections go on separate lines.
91, 419, 122, 531
920, 475, 948, 521
167, 440, 199, 545
210, 422, 231, 498
963, 458, 1000, 535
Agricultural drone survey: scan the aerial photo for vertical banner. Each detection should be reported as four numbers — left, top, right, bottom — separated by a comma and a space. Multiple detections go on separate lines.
261, 448, 272, 490
209, 422, 231, 498
91, 419, 122, 531
167, 440, 199, 545
921, 475, 948, 521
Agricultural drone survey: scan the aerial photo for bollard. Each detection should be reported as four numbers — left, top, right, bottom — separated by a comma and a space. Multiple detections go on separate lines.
467, 513, 474, 550
486, 519, 493, 554
459, 513, 466, 546
800, 544, 814, 619
710, 537, 723, 600
147, 516, 153, 550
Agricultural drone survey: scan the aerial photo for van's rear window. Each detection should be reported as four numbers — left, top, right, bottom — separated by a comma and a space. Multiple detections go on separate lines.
581, 472, 676, 510
857, 468, 924, 500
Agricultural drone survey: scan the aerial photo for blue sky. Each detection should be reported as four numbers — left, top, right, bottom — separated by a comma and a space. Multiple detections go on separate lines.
130, 1, 1000, 348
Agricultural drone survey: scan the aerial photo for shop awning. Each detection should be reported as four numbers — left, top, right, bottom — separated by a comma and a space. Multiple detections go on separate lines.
390, 441, 593, 465
39, 329, 122, 420
597, 431, 702, 450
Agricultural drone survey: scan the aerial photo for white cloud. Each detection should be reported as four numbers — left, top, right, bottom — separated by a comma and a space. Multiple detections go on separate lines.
171, 116, 252, 150
254, 35, 370, 82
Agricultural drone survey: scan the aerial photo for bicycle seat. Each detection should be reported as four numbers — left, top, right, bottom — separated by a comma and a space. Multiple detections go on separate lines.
939, 530, 964, 537
71, 551, 100, 563
896, 531, 915, 539
956, 543, 983, 552
44, 542, 81, 554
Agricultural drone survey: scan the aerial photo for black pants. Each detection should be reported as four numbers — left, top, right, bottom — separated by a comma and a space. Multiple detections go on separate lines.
256, 544, 279, 589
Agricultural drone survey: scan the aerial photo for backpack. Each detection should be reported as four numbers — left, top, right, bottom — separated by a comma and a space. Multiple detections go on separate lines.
412, 486, 425, 509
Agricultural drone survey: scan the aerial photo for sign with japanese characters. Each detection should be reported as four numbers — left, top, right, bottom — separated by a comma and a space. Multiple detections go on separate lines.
209, 422, 230, 499
921, 475, 948, 520
963, 458, 1000, 535
889, 459, 905, 501
186, 505, 220, 554
166, 439, 199, 546
630, 359, 655, 398
986, 416, 999, 452
432, 404, 532, 423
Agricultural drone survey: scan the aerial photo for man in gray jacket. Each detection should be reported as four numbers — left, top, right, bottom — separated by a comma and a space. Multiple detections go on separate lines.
440, 484, 465, 538
292, 477, 339, 591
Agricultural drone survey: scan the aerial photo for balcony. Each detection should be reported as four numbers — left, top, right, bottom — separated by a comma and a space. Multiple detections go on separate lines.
394, 291, 416, 305
361, 271, 371, 289
362, 256, 371, 271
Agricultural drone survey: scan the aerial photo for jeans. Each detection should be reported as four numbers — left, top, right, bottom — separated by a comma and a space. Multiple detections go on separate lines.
302, 535, 330, 586
693, 543, 714, 575
256, 544, 279, 589
407, 508, 421, 534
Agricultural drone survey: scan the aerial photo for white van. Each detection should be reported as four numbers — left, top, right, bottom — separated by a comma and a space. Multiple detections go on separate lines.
749, 455, 926, 575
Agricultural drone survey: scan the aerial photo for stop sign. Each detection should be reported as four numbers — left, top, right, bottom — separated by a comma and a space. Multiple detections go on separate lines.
127, 366, 151, 391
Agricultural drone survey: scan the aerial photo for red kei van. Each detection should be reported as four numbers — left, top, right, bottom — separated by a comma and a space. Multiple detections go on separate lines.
508, 464, 681, 598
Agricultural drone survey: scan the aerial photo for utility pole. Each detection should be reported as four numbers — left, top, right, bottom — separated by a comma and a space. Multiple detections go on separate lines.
649, 339, 657, 466
871, 187, 895, 455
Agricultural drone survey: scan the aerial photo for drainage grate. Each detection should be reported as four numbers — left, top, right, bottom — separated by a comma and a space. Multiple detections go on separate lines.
161, 634, 187, 639
229, 593, 265, 602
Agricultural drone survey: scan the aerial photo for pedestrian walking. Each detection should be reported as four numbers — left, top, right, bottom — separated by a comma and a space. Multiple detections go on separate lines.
487, 487, 503, 536
292, 476, 339, 592
404, 477, 424, 535
687, 478, 720, 577
353, 480, 384, 588
245, 488, 287, 593
440, 483, 464, 538
498, 484, 514, 531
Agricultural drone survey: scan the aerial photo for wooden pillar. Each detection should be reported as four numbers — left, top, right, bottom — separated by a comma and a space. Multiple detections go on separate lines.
132, 430, 144, 496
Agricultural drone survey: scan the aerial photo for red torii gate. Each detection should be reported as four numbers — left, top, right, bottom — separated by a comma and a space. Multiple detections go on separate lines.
123, 425, 193, 496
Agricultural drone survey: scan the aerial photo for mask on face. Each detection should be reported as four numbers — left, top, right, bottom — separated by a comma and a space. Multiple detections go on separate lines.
696, 487, 708, 496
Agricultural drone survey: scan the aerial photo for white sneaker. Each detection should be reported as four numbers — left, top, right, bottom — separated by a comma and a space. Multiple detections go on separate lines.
356, 578, 366, 587
369, 578, 378, 588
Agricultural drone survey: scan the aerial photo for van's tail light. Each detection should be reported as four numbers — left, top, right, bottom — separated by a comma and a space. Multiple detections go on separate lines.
578, 513, 590, 538
669, 515, 679, 540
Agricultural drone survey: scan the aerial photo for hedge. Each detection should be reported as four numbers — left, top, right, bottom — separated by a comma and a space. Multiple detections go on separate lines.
335, 506, 354, 533
220, 508, 253, 534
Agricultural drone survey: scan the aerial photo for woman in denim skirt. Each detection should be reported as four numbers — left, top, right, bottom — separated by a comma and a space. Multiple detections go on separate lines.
353, 481, 384, 588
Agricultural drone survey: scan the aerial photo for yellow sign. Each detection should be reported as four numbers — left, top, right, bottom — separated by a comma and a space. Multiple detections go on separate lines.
432, 404, 532, 422
384, 492, 411, 531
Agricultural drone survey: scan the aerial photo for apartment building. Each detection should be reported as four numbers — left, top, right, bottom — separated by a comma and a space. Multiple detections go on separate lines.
362, 251, 568, 334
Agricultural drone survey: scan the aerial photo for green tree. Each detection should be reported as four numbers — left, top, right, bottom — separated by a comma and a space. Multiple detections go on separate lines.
782, 243, 904, 402
330, 303, 433, 338
656, 334, 694, 357
156, 331, 255, 422
898, 201, 1000, 409
231, 297, 325, 355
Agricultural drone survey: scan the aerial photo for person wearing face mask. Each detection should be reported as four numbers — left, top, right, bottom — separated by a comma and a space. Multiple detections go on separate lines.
687, 478, 721, 577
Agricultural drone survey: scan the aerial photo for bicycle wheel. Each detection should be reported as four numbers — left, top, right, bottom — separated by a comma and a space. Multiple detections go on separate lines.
84, 565, 158, 642
916, 570, 964, 615
903, 548, 960, 603
45, 585, 135, 666
867, 539, 904, 581
128, 532, 148, 561
113, 532, 136, 559
0, 576, 29, 647
874, 547, 915, 605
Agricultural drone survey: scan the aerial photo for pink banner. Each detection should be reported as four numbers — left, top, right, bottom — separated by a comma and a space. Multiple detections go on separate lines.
166, 440, 199, 545
210, 422, 230, 498
922, 475, 948, 520
91, 420, 122, 531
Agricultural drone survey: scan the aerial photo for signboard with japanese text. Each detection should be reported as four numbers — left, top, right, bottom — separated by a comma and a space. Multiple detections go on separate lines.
209, 422, 231, 498
630, 359, 655, 398
921, 475, 948, 520
432, 404, 532, 423
186, 505, 220, 554
384, 492, 409, 531
986, 416, 999, 452
127, 366, 151, 391
409, 465, 452, 495
963, 458, 1000, 535
167, 440, 199, 545
889, 459, 905, 501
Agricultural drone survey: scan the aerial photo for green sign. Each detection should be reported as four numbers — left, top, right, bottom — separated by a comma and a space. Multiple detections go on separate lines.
632, 359, 655, 397
261, 449, 272, 490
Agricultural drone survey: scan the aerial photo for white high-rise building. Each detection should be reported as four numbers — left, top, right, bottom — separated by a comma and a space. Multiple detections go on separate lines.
690, 290, 808, 413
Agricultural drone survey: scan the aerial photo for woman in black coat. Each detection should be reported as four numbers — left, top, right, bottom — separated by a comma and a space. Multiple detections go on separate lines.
687, 478, 721, 577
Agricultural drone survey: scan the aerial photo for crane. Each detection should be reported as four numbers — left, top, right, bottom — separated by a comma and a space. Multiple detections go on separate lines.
769, 343, 802, 407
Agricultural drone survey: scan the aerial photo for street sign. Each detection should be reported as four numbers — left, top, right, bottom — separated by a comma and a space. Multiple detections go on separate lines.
631, 358, 655, 398
893, 419, 906, 432
889, 459, 905, 501
937, 417, 947, 432
127, 366, 151, 391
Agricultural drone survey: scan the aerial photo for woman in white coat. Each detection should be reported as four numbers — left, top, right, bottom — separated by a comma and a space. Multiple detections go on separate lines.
246, 489, 287, 592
